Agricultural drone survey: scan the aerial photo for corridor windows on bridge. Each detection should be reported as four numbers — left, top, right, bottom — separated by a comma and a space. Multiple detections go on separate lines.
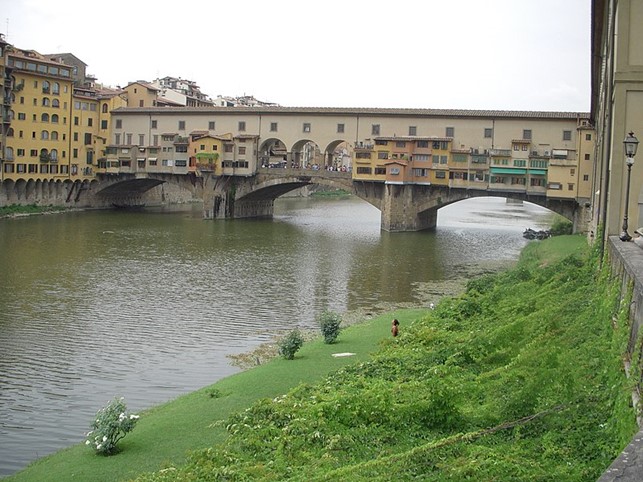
337, 123, 344, 133
446, 127, 454, 137
563, 130, 572, 141
303, 123, 311, 133
372, 124, 380, 136
270, 122, 278, 132
151, 120, 158, 129
484, 128, 493, 138
238, 121, 246, 132
209, 121, 215, 130
522, 129, 532, 140
116, 119, 122, 129
409, 126, 417, 136
178, 120, 185, 130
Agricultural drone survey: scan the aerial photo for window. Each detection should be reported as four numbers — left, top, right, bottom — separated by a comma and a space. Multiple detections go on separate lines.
85, 133, 92, 145
41, 130, 49, 140
570, 168, 575, 176
153, 135, 158, 146
377, 152, 389, 159
375, 167, 387, 175
178, 120, 185, 130
73, 132, 78, 142
585, 133, 592, 141
522, 145, 528, 151
73, 148, 78, 158
42, 81, 50, 93
583, 174, 589, 181
209, 121, 215, 130
513, 144, 520, 151
116, 119, 122, 129
52, 114, 59, 123
224, 144, 233, 153
30, 149, 38, 157
303, 123, 311, 133
42, 97, 50, 107
484, 128, 493, 138
563, 130, 572, 141
585, 153, 590, 160
18, 112, 26, 120
115, 133, 121, 145
102, 104, 108, 113
395, 141, 406, 148
88, 118, 93, 127
126, 133, 132, 145
409, 126, 417, 136
52, 99, 59, 108
139, 134, 145, 145
74, 116, 79, 126
101, 120, 108, 129
435, 171, 446, 179
238, 121, 246, 131
41, 113, 49, 122
337, 123, 344, 133
417, 140, 429, 148
446, 127, 454, 137
523, 129, 532, 140
51, 131, 58, 140
151, 120, 157, 129
568, 183, 574, 191
270, 122, 278, 132
17, 148, 25, 157
52, 82, 60, 95
371, 124, 380, 136
238, 147, 246, 155
356, 166, 372, 175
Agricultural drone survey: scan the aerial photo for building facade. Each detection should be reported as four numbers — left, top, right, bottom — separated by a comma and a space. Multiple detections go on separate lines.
591, 0, 643, 241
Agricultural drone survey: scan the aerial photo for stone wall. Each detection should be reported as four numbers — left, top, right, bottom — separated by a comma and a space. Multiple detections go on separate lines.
599, 237, 643, 481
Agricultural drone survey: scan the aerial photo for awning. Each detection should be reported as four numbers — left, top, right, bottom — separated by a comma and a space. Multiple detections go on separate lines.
529, 169, 547, 176
490, 167, 527, 174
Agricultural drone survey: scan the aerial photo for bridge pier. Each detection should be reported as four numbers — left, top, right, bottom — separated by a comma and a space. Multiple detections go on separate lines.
381, 184, 437, 232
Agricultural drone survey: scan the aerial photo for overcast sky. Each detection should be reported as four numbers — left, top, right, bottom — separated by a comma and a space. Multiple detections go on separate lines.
1, 0, 591, 112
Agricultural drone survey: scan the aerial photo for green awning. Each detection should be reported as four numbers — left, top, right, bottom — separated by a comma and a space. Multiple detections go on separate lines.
529, 169, 547, 176
490, 167, 527, 175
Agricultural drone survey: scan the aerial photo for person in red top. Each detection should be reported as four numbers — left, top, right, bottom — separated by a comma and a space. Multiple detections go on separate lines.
391, 319, 400, 337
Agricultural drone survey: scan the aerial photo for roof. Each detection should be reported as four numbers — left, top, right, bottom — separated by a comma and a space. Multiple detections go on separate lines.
374, 136, 453, 142
112, 106, 590, 120
125, 81, 161, 92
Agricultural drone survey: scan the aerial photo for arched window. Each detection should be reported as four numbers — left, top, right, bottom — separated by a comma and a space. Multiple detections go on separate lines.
52, 99, 60, 108
50, 149, 58, 161
7, 127, 14, 137
41, 130, 49, 140
102, 103, 108, 113
51, 131, 59, 140
39, 148, 49, 162
52, 82, 60, 95
42, 97, 50, 107
51, 114, 59, 123
41, 113, 50, 122
42, 81, 50, 93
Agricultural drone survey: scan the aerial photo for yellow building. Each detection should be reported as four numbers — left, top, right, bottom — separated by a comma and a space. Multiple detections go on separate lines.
190, 133, 228, 175
2, 48, 75, 182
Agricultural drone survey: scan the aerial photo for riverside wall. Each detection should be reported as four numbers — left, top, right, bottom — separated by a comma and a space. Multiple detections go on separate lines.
599, 237, 643, 481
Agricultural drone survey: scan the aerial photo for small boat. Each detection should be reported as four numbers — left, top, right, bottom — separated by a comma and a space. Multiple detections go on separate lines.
111, 203, 146, 210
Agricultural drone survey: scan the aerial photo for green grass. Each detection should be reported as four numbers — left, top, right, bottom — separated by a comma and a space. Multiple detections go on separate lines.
0, 204, 67, 217
6, 309, 427, 482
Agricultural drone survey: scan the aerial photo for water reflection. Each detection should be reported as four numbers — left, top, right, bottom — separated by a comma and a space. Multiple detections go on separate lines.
0, 197, 554, 476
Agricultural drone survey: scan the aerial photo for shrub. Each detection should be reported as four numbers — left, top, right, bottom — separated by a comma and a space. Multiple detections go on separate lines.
318, 310, 342, 344
86, 397, 139, 455
549, 217, 573, 236
278, 329, 304, 360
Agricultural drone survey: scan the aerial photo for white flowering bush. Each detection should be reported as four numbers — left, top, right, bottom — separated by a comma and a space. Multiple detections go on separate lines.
85, 397, 139, 455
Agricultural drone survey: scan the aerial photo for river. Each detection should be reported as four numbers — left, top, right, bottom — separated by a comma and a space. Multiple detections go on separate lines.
0, 196, 555, 477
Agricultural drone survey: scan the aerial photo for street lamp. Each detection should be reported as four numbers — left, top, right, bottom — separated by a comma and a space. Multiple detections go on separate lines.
619, 132, 639, 241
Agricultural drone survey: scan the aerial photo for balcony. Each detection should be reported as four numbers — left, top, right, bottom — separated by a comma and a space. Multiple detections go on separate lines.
489, 148, 512, 157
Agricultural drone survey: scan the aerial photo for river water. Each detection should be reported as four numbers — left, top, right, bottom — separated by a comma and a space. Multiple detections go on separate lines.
0, 196, 555, 476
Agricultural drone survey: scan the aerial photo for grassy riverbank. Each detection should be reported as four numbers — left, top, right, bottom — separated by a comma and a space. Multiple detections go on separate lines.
0, 204, 70, 218
8, 235, 638, 481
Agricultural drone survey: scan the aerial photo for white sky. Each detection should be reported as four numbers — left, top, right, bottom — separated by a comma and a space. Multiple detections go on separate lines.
1, 0, 591, 112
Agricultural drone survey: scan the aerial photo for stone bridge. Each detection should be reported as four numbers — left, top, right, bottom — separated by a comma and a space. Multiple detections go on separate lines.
201, 168, 581, 232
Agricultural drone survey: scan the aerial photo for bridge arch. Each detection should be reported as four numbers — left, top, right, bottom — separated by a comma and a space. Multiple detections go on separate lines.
323, 139, 351, 170
259, 138, 288, 167
290, 139, 322, 168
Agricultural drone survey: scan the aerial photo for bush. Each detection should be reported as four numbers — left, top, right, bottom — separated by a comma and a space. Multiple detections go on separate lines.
318, 310, 342, 344
86, 397, 139, 455
550, 217, 573, 236
278, 329, 304, 360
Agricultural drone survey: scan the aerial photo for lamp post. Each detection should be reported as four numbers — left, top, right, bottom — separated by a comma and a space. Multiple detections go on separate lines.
619, 132, 639, 241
